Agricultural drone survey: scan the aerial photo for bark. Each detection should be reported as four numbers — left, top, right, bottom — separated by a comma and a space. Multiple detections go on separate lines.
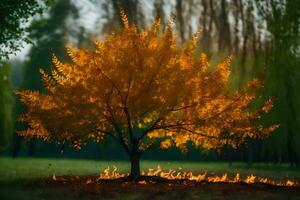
129, 152, 141, 179
154, 0, 165, 23
11, 134, 21, 157
129, 139, 141, 179
218, 0, 231, 52
286, 79, 300, 167
208, 0, 219, 55
200, 0, 208, 50
248, 2, 258, 72
233, 0, 240, 54
238, 0, 248, 87
27, 138, 36, 156
176, 0, 185, 43
240, 33, 248, 85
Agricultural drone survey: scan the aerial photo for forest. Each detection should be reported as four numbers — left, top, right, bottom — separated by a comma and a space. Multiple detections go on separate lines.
0, 0, 300, 165
1, 1, 300, 199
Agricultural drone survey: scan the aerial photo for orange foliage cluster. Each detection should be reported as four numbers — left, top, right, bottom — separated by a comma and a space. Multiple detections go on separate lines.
16, 12, 278, 152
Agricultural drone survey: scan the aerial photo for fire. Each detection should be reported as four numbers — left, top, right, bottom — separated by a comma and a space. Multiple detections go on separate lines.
52, 173, 57, 181
97, 165, 299, 187
99, 166, 127, 179
244, 174, 256, 184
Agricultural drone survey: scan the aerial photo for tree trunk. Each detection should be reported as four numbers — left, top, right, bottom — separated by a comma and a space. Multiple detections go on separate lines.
129, 139, 141, 179
11, 134, 21, 157
129, 152, 140, 179
176, 0, 185, 43
219, 0, 231, 52
233, 0, 240, 54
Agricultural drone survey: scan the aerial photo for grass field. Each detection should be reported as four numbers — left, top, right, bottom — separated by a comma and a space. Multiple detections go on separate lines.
0, 157, 300, 200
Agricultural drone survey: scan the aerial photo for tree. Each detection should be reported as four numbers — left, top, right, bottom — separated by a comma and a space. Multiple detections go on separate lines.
12, 0, 79, 157
257, 0, 300, 165
0, 0, 49, 59
16, 13, 278, 179
0, 63, 13, 150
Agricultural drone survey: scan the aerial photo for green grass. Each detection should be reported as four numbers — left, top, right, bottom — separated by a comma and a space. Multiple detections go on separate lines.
1, 157, 300, 200
0, 157, 300, 182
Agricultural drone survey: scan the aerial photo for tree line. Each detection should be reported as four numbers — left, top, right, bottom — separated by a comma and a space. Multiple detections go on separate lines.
0, 0, 299, 166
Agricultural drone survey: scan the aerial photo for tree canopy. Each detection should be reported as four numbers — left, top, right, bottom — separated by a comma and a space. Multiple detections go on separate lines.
0, 0, 49, 59
16, 12, 278, 178
0, 63, 13, 150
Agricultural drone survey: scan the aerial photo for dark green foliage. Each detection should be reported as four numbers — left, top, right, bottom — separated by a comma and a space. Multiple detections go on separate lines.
11, 0, 79, 156
258, 0, 300, 165
0, 63, 13, 150
22, 0, 78, 90
0, 0, 51, 59
1, 0, 299, 164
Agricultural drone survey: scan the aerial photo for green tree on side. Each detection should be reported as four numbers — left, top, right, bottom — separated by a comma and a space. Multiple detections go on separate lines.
0, 0, 50, 59
12, 0, 79, 156
258, 0, 300, 166
0, 63, 13, 150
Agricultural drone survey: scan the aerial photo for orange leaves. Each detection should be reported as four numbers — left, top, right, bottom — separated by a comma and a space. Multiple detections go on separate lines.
40, 69, 56, 92
16, 12, 277, 152
199, 53, 209, 71
149, 18, 161, 35
216, 55, 232, 82
120, 9, 129, 29
52, 55, 64, 72
147, 130, 163, 139
160, 139, 172, 149
262, 97, 275, 113
17, 118, 50, 141
15, 90, 40, 104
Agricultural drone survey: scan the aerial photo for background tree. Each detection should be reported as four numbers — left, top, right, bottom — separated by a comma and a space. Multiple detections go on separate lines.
257, 0, 300, 166
17, 14, 277, 179
0, 0, 49, 59
0, 63, 13, 150
0, 0, 297, 166
12, 0, 80, 157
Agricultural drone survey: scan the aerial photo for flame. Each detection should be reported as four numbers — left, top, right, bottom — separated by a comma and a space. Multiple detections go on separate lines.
85, 178, 92, 184
138, 180, 147, 184
52, 173, 57, 181
98, 165, 299, 187
286, 180, 295, 186
99, 165, 127, 179
244, 174, 256, 184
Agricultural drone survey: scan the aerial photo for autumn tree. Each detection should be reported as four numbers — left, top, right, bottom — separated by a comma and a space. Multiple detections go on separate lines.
16, 12, 277, 179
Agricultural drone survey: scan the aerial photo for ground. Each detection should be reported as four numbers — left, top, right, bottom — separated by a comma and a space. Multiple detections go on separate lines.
0, 157, 300, 200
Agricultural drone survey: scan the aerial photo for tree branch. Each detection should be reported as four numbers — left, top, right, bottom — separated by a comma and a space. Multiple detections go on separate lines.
170, 104, 195, 111
138, 117, 163, 140
93, 56, 134, 147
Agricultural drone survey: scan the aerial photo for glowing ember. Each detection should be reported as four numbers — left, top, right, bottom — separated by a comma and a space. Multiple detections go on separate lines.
97, 165, 299, 187
52, 173, 57, 181
99, 166, 127, 179
244, 174, 256, 184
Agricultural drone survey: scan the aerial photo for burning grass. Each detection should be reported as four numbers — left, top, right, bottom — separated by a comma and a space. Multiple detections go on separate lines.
51, 165, 299, 188
42, 167, 300, 200
1, 158, 300, 200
